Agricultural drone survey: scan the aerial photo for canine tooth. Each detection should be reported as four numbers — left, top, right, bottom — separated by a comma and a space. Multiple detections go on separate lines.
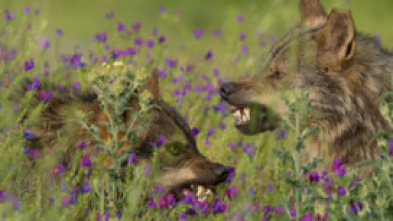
205, 189, 213, 196
196, 185, 205, 197
244, 108, 250, 120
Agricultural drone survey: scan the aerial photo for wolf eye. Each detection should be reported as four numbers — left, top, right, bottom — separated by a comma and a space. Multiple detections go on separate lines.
165, 141, 185, 156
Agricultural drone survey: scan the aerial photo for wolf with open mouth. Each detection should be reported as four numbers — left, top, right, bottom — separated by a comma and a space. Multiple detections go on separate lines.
15, 69, 229, 201
220, 0, 393, 173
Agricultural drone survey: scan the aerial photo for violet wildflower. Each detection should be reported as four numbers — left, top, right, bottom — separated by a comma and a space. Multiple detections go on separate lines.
193, 28, 204, 39
300, 213, 313, 221
220, 122, 226, 130
4, 10, 15, 21
27, 77, 40, 91
103, 211, 109, 221
115, 211, 121, 219
62, 196, 71, 208
123, 48, 136, 56
38, 37, 50, 49
56, 29, 63, 36
332, 158, 346, 177
267, 183, 274, 193
133, 22, 141, 31
0, 190, 5, 201
213, 68, 219, 76
23, 130, 35, 139
178, 212, 187, 220
205, 50, 213, 60
275, 130, 288, 140
147, 197, 156, 209
207, 128, 215, 136
166, 58, 177, 68
337, 185, 346, 196
73, 81, 81, 90
80, 155, 91, 167
24, 59, 35, 72
38, 90, 52, 104
225, 166, 235, 183
309, 170, 320, 183
24, 6, 30, 14
388, 140, 393, 156
117, 22, 126, 32
236, 14, 244, 23
128, 153, 136, 165
54, 164, 64, 175
111, 48, 123, 59
191, 127, 199, 137
241, 45, 248, 54
350, 202, 358, 214
224, 185, 239, 200
144, 165, 151, 176
158, 35, 166, 44
81, 182, 90, 194
105, 12, 114, 19
229, 141, 236, 149
146, 40, 154, 49
155, 134, 166, 147
289, 207, 296, 217
240, 32, 246, 41
152, 28, 158, 36
134, 37, 143, 46
211, 198, 226, 214
213, 29, 221, 38
204, 137, 211, 146
94, 32, 107, 43
158, 69, 167, 78
158, 196, 168, 209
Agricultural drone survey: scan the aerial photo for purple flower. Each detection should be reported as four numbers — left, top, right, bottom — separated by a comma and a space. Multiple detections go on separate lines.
225, 166, 236, 183
4, 10, 15, 21
144, 165, 151, 176
158, 35, 166, 44
103, 211, 109, 221
117, 22, 126, 32
241, 45, 248, 54
213, 29, 221, 38
207, 128, 215, 136
111, 48, 123, 59
309, 170, 320, 183
211, 198, 226, 214
224, 185, 239, 200
55, 29, 63, 36
350, 202, 358, 214
81, 182, 90, 194
94, 32, 107, 43
158, 69, 167, 78
337, 185, 346, 196
146, 40, 154, 49
193, 28, 204, 39
275, 130, 288, 140
38, 37, 50, 49
244, 143, 256, 157
128, 153, 136, 165
27, 77, 40, 91
80, 155, 91, 167
37, 91, 52, 104
159, 6, 166, 14
158, 196, 168, 209
299, 213, 313, 221
236, 14, 244, 23
133, 37, 143, 46
332, 158, 346, 177
62, 196, 71, 208
229, 141, 236, 149
388, 140, 393, 156
54, 164, 65, 175
220, 122, 226, 130
166, 58, 177, 68
105, 12, 114, 20
205, 50, 213, 60
249, 187, 255, 197
147, 197, 156, 209
73, 81, 81, 90
123, 48, 136, 56
24, 6, 30, 14
178, 212, 187, 220
289, 207, 296, 217
191, 127, 200, 137
24, 59, 35, 72
133, 22, 141, 31
240, 32, 246, 41
204, 137, 211, 146
0, 190, 6, 201
267, 183, 274, 193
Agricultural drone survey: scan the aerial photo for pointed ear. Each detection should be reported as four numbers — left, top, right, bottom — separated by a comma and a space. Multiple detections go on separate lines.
300, 0, 326, 28
313, 9, 356, 69
141, 69, 160, 100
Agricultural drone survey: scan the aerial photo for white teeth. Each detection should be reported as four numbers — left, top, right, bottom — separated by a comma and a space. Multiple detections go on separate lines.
244, 108, 250, 121
196, 185, 214, 201
232, 107, 250, 124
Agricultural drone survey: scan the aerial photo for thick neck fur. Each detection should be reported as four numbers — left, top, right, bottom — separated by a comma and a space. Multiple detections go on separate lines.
310, 34, 393, 166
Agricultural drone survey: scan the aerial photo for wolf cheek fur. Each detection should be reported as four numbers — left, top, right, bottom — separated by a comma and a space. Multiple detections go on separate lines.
220, 0, 393, 176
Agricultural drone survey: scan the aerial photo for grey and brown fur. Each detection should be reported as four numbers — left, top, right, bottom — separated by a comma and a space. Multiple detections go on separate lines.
220, 0, 393, 176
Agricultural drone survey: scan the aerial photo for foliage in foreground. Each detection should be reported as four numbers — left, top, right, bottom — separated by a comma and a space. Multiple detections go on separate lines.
0, 2, 393, 221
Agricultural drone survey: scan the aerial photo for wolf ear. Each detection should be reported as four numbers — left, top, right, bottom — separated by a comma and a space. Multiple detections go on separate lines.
300, 0, 327, 28
313, 9, 356, 69
141, 69, 160, 100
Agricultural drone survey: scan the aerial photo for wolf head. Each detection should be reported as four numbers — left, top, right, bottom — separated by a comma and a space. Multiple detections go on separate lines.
220, 0, 393, 140
20, 69, 229, 200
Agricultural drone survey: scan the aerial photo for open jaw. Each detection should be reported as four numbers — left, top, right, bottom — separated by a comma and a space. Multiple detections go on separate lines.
169, 183, 217, 201
229, 103, 279, 135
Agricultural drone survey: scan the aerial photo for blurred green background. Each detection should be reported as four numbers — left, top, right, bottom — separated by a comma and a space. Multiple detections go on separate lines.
3, 0, 393, 50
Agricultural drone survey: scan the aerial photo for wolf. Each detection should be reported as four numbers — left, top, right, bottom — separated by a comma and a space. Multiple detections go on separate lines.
220, 0, 393, 175
16, 70, 229, 199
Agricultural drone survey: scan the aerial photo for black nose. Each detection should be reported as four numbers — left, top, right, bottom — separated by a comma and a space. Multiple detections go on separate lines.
214, 164, 230, 180
220, 82, 238, 100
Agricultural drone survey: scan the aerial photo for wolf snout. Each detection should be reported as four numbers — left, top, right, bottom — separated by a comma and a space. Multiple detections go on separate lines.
220, 82, 238, 100
213, 164, 230, 180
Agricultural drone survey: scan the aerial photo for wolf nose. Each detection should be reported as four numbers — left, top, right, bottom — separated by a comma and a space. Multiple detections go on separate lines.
220, 82, 238, 100
214, 164, 230, 180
